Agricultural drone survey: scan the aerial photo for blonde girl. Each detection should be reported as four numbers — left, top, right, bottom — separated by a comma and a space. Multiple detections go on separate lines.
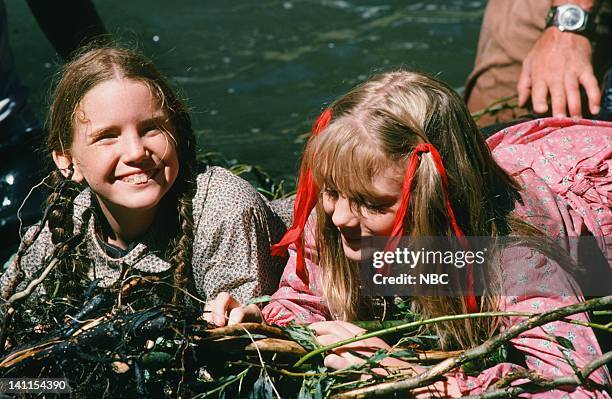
212, 71, 611, 397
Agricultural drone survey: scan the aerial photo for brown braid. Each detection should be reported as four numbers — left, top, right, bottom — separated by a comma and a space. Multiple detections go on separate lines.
169, 184, 196, 306
46, 169, 78, 245
168, 116, 198, 306
43, 169, 90, 299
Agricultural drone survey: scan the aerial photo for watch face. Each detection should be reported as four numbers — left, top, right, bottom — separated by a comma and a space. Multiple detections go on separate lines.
558, 6, 585, 30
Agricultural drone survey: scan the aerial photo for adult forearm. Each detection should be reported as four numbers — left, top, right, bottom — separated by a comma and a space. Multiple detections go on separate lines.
551, 0, 597, 12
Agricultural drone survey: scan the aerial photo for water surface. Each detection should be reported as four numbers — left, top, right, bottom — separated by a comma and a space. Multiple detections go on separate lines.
7, 0, 485, 186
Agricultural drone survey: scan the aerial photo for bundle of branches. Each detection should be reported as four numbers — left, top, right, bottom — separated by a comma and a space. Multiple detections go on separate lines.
1, 256, 610, 399
2, 297, 609, 398
0, 287, 455, 398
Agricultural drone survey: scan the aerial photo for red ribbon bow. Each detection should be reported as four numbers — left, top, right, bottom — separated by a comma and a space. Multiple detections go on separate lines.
271, 109, 332, 283
384, 143, 478, 313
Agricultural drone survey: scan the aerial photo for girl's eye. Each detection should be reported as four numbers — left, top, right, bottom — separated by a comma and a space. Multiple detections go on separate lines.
143, 125, 161, 135
363, 202, 389, 214
92, 132, 117, 143
323, 188, 339, 198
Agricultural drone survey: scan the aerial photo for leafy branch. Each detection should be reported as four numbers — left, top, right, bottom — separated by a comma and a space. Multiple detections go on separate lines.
331, 295, 611, 398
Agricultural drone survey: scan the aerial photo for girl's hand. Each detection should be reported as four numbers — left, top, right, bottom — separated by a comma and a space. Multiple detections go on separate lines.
203, 292, 263, 327
310, 321, 462, 398
310, 320, 411, 372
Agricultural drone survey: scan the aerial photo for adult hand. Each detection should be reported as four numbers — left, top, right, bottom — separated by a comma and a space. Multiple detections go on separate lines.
203, 292, 262, 327
518, 27, 600, 117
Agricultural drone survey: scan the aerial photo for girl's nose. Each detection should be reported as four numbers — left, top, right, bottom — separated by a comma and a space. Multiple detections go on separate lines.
331, 196, 359, 228
122, 131, 148, 163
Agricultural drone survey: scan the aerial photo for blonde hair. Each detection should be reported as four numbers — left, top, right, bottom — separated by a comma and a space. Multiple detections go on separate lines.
304, 71, 547, 348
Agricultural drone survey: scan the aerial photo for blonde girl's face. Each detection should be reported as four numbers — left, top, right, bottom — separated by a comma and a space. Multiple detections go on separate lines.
56, 78, 179, 215
322, 167, 403, 261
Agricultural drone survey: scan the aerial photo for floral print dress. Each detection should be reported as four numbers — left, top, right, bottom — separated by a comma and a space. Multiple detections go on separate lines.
262, 117, 612, 398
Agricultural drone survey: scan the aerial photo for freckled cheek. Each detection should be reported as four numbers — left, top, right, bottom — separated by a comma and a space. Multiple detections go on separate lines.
74, 148, 118, 182
148, 133, 177, 160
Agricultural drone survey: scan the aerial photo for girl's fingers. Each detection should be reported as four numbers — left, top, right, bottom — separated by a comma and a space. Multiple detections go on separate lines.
204, 292, 240, 327
317, 333, 388, 366
324, 353, 349, 370
211, 292, 236, 326
310, 321, 363, 339
243, 303, 263, 323
327, 349, 366, 369
228, 304, 262, 325
315, 333, 339, 346
228, 307, 245, 326
310, 321, 342, 335
334, 321, 366, 336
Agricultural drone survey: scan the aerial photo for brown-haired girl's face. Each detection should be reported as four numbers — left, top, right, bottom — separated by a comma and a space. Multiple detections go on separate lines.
53, 78, 179, 215
322, 166, 402, 261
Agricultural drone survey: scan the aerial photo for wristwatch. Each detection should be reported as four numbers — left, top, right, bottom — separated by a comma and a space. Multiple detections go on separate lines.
545, 4, 593, 34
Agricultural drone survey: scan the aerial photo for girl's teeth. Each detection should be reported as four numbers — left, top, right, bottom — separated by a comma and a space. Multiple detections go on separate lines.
122, 173, 151, 184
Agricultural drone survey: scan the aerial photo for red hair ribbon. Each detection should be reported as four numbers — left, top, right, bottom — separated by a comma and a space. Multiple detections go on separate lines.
384, 143, 478, 313
271, 109, 333, 283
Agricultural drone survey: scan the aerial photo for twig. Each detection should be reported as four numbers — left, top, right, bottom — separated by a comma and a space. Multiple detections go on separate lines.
471, 95, 519, 121
459, 351, 612, 399
192, 367, 251, 399
564, 318, 612, 334
17, 174, 53, 242
195, 323, 285, 340
3, 232, 82, 308
239, 325, 281, 399
2, 180, 65, 301
244, 338, 307, 357
5, 258, 60, 305
119, 275, 207, 307
0, 307, 14, 356
330, 295, 611, 398
294, 311, 533, 367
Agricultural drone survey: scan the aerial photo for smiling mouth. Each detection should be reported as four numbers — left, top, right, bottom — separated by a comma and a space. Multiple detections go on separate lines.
118, 169, 158, 185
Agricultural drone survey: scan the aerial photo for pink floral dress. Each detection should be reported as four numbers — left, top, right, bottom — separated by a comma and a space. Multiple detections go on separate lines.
262, 117, 612, 398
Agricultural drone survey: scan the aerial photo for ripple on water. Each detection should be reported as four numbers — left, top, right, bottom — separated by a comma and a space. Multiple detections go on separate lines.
320, 0, 350, 10
357, 5, 391, 19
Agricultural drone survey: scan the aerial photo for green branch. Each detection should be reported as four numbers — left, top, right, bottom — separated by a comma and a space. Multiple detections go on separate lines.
332, 295, 611, 398
293, 311, 533, 367
459, 351, 612, 399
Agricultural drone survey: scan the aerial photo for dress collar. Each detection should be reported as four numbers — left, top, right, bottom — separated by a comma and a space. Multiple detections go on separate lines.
73, 188, 173, 288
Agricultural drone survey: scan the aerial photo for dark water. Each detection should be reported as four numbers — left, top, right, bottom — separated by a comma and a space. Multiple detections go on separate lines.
7, 0, 485, 185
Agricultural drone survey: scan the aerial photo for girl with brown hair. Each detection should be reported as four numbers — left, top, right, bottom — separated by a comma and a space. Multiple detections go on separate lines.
0, 45, 285, 340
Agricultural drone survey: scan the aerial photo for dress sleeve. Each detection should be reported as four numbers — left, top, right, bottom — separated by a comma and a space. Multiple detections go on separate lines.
1, 224, 53, 301
190, 168, 285, 304
262, 214, 332, 326
451, 247, 611, 398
